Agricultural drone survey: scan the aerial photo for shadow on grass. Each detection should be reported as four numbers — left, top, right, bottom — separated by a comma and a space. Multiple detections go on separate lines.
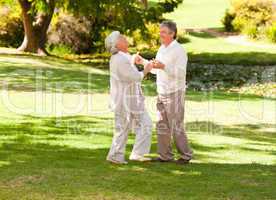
0, 114, 275, 199
0, 53, 109, 67
1, 113, 275, 145
0, 114, 275, 158
0, 54, 109, 93
0, 53, 275, 101
0, 115, 114, 138
186, 121, 276, 144
0, 142, 275, 199
185, 90, 276, 102
186, 120, 276, 164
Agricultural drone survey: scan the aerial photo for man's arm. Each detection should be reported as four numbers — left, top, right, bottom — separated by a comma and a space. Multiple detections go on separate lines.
153, 48, 187, 79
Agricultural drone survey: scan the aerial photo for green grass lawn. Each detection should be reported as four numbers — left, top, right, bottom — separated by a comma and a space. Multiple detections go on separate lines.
0, 2, 275, 199
185, 31, 276, 65
164, 0, 230, 29
0, 54, 276, 200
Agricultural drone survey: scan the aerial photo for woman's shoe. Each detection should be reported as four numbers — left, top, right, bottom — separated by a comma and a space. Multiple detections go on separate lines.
129, 155, 152, 162
107, 158, 128, 165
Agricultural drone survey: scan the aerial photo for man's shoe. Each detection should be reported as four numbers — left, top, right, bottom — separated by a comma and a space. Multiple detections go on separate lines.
151, 157, 174, 163
174, 158, 190, 165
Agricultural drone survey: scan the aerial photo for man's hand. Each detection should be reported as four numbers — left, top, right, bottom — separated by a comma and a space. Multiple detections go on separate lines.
152, 59, 165, 69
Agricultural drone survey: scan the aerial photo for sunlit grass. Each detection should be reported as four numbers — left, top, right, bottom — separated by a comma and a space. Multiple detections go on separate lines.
164, 0, 230, 29
184, 32, 276, 55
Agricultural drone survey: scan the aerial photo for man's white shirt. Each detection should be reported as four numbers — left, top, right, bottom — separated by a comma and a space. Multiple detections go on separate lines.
150, 40, 188, 95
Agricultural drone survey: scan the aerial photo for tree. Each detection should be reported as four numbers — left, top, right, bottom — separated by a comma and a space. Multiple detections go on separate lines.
140, 0, 148, 9
17, 0, 55, 55
0, 0, 59, 55
0, 0, 183, 55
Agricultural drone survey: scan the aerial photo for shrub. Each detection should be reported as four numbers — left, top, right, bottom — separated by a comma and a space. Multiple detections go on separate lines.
130, 23, 188, 52
222, 0, 276, 40
0, 5, 24, 48
222, 9, 236, 32
234, 82, 276, 98
266, 23, 276, 42
142, 61, 273, 91
232, 0, 274, 29
46, 44, 74, 56
177, 30, 189, 44
242, 22, 259, 39
47, 13, 94, 54
129, 22, 160, 51
186, 64, 274, 91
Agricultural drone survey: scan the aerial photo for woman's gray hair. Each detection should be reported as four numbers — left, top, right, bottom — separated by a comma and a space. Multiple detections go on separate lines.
160, 20, 177, 39
105, 31, 121, 54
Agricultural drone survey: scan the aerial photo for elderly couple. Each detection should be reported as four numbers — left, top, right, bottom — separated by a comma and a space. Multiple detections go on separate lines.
105, 20, 193, 165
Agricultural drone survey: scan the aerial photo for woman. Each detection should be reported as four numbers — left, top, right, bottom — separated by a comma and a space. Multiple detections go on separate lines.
105, 31, 153, 164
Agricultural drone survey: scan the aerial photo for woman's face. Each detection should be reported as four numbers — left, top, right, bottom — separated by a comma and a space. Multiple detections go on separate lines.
116, 36, 129, 52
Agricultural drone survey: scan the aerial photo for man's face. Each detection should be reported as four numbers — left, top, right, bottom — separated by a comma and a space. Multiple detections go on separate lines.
116, 36, 128, 52
160, 26, 174, 45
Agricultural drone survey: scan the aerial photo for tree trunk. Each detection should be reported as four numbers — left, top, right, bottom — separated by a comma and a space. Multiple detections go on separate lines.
140, 0, 148, 9
17, 0, 55, 56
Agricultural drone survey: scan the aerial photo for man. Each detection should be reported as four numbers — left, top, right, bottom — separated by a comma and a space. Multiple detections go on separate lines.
105, 31, 153, 164
137, 21, 193, 164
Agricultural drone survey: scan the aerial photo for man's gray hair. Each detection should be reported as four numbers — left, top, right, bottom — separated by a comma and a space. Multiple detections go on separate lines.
160, 20, 177, 39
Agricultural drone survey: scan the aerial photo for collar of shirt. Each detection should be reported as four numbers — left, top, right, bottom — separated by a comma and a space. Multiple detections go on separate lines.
118, 51, 137, 67
118, 51, 131, 60
160, 40, 177, 52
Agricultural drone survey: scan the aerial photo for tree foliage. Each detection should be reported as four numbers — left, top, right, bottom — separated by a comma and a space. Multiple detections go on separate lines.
0, 0, 183, 54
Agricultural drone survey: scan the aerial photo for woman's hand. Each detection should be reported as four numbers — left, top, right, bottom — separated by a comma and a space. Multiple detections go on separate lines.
143, 62, 153, 75
134, 52, 144, 65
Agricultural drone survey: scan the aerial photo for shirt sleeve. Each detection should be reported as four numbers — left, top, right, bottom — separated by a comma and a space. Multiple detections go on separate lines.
115, 57, 144, 82
150, 68, 158, 75
130, 54, 136, 66
163, 48, 187, 79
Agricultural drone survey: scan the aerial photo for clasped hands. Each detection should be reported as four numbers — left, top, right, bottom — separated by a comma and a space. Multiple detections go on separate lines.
134, 53, 165, 74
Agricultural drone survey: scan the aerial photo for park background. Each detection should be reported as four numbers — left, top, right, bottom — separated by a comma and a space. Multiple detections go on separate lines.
0, 0, 276, 199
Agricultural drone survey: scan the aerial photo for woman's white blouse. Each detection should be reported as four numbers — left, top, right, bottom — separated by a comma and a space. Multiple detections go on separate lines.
109, 51, 145, 114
